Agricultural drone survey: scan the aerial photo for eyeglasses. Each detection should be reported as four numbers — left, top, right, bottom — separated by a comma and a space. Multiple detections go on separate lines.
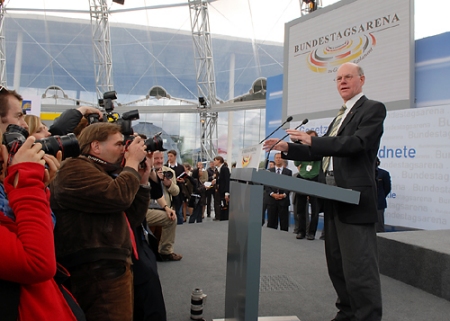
334, 74, 358, 83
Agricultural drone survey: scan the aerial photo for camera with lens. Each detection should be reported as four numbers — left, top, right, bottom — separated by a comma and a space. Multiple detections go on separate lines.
125, 132, 166, 153
117, 110, 140, 141
98, 90, 117, 114
2, 124, 80, 160
90, 91, 120, 125
162, 170, 173, 180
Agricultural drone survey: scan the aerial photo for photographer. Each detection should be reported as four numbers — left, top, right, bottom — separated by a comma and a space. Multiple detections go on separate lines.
146, 150, 183, 262
0, 135, 81, 320
180, 164, 206, 223
0, 88, 28, 133
50, 122, 152, 321
49, 106, 102, 136
24, 114, 51, 139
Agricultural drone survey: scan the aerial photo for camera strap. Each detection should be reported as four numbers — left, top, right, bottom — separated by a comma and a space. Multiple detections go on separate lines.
85, 154, 121, 174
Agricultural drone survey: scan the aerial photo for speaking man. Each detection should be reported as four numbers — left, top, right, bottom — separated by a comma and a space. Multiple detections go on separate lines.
263, 62, 386, 321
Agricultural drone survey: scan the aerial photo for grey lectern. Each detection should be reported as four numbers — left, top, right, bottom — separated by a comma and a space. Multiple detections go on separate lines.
221, 168, 360, 321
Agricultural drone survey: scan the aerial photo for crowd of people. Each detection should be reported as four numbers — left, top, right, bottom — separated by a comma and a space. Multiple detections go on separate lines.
0, 61, 392, 321
0, 86, 233, 320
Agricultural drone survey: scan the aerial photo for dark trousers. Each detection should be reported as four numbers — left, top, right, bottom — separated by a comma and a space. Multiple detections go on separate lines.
296, 193, 319, 237
69, 260, 133, 321
213, 191, 229, 221
172, 194, 184, 225
324, 175, 382, 321
206, 188, 214, 216
376, 209, 385, 232
262, 201, 268, 226
267, 203, 289, 231
189, 205, 203, 223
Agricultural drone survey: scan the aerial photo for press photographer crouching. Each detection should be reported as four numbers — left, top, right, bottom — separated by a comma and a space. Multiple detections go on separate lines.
146, 149, 183, 262
50, 122, 153, 321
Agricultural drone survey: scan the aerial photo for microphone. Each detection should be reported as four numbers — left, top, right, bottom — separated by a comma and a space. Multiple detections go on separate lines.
277, 118, 309, 142
259, 116, 293, 144
264, 118, 309, 169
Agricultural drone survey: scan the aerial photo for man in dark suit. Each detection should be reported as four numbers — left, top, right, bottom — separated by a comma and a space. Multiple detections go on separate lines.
376, 157, 391, 232
263, 62, 385, 321
206, 160, 216, 217
266, 152, 292, 231
211, 156, 230, 221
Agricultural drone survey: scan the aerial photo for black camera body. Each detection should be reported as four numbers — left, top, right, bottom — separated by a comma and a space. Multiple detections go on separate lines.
96, 91, 166, 152
2, 124, 80, 160
125, 132, 166, 153
162, 170, 173, 180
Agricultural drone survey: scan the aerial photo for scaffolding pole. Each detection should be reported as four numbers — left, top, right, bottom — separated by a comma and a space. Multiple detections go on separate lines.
0, 2, 7, 87
188, 0, 218, 161
89, 0, 114, 99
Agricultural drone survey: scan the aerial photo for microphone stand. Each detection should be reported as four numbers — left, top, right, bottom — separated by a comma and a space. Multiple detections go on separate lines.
259, 116, 293, 144
263, 118, 309, 169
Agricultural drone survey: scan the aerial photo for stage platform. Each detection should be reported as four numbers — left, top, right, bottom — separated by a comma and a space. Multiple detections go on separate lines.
378, 229, 450, 301
158, 219, 450, 321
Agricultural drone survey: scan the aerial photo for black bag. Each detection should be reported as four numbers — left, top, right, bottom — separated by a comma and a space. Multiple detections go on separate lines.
0, 263, 86, 321
188, 194, 201, 208
54, 264, 87, 321
0, 279, 20, 321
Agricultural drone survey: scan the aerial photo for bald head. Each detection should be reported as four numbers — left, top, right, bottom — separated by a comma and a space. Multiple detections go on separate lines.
336, 63, 365, 103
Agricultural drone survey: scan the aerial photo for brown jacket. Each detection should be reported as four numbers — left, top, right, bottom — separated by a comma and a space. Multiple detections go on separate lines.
50, 156, 150, 267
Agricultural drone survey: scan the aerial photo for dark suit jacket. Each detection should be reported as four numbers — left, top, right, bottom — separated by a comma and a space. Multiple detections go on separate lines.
376, 167, 391, 209
284, 95, 386, 224
216, 164, 230, 199
265, 167, 293, 207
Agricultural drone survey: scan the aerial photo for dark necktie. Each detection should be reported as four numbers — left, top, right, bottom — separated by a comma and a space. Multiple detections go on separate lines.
322, 105, 347, 172
276, 168, 281, 175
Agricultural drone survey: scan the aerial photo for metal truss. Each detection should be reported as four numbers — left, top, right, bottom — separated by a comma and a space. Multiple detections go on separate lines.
188, 0, 218, 161
0, 2, 6, 87
89, 0, 114, 99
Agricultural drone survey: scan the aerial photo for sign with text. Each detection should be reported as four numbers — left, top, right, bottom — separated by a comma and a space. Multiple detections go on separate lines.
284, 0, 413, 118
290, 105, 450, 230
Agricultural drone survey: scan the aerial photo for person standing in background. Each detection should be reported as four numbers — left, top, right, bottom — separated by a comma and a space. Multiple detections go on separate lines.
376, 157, 391, 232
294, 130, 321, 240
265, 152, 292, 231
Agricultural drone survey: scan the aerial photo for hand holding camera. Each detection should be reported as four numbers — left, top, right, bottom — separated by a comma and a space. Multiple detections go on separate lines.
10, 136, 46, 167
123, 136, 147, 170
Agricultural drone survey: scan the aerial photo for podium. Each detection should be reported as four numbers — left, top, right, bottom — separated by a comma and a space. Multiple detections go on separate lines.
221, 168, 360, 321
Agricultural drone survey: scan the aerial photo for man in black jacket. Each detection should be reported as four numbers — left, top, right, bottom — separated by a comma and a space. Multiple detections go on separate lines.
265, 153, 292, 231
263, 62, 385, 321
210, 156, 230, 221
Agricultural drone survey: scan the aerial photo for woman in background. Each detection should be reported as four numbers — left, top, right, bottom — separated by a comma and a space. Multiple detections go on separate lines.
24, 114, 51, 139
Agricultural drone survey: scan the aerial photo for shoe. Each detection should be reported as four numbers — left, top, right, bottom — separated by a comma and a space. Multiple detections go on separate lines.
306, 234, 315, 240
160, 253, 183, 261
296, 233, 305, 239
319, 235, 325, 240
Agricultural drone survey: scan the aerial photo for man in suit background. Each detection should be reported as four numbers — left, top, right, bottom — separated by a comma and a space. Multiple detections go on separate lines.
210, 156, 230, 221
205, 160, 216, 218
265, 152, 292, 231
376, 157, 391, 232
263, 62, 386, 321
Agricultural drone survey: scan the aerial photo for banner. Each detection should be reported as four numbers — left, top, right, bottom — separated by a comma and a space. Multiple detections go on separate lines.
290, 105, 450, 230
284, 0, 413, 118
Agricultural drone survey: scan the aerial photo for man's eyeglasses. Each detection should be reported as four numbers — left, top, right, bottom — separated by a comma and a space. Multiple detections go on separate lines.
335, 74, 358, 83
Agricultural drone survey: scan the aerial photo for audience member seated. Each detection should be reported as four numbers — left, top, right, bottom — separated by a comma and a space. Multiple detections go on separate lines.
147, 150, 183, 262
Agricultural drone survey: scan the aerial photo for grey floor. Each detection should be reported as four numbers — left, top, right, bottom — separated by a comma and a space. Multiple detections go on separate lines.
158, 217, 450, 321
